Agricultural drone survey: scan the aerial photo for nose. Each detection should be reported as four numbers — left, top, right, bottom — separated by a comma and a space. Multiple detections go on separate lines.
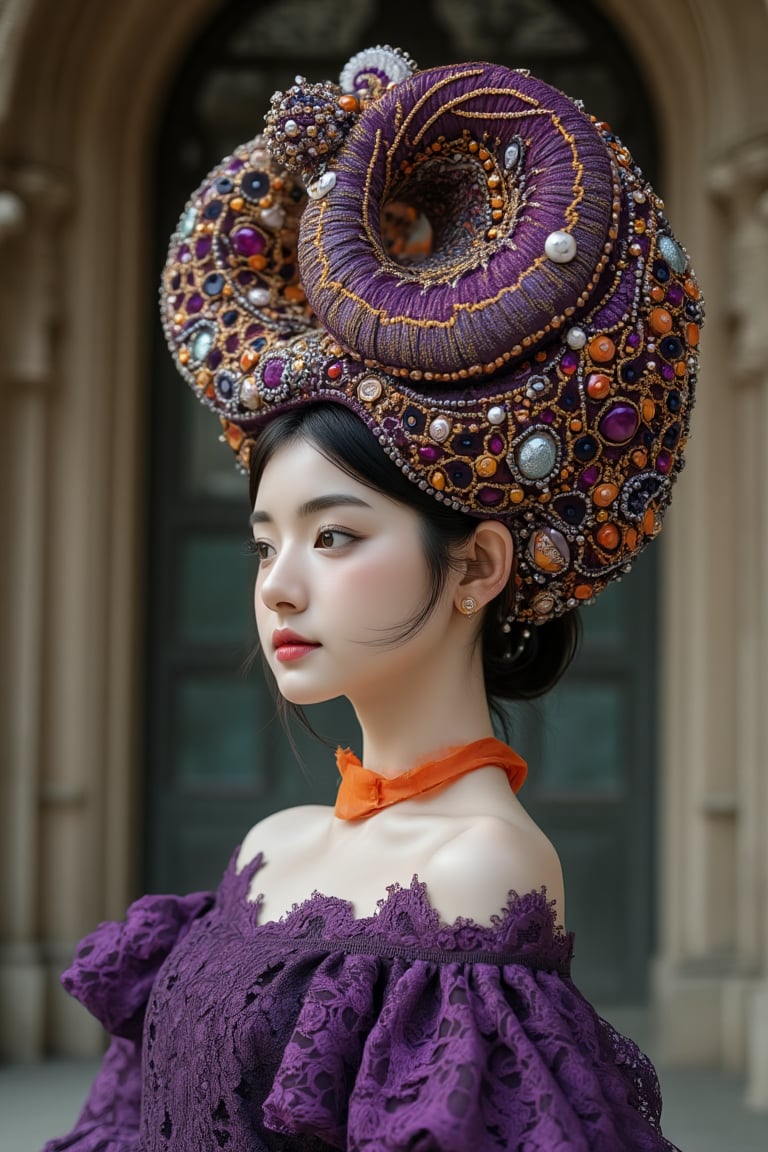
257, 544, 308, 615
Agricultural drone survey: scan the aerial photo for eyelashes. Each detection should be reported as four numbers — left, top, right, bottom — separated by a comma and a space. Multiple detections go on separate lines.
245, 526, 361, 562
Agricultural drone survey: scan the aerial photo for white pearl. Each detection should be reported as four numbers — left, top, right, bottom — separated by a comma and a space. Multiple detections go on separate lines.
261, 205, 286, 229
284, 119, 300, 137
248, 288, 270, 306
307, 171, 336, 199
488, 405, 506, 425
566, 326, 587, 350
429, 416, 452, 442
544, 230, 577, 263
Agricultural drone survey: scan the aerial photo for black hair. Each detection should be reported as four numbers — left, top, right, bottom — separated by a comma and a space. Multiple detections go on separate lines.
248, 403, 580, 736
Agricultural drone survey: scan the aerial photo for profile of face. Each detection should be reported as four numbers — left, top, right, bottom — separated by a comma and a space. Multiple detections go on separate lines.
251, 437, 466, 711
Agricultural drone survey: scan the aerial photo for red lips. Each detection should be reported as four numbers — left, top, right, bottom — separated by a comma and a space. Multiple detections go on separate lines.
272, 628, 318, 649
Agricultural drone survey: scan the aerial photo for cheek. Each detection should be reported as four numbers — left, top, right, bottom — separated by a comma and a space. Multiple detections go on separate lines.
335, 540, 429, 622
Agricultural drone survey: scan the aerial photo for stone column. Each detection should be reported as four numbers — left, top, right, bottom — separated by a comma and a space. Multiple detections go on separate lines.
0, 163, 70, 1059
653, 140, 768, 1109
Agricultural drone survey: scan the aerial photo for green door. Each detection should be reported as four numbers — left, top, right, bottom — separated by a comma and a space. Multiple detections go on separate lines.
146, 0, 659, 1003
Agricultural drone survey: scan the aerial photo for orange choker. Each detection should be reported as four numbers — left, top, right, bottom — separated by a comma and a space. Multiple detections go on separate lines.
334, 737, 528, 821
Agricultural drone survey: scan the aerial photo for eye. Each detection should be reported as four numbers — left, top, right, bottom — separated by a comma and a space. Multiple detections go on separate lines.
248, 539, 275, 561
316, 528, 357, 550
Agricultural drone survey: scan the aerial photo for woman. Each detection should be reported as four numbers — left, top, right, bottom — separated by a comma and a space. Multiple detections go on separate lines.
45, 48, 698, 1151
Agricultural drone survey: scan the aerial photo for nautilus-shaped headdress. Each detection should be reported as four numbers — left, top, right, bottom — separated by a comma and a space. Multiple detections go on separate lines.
161, 46, 701, 623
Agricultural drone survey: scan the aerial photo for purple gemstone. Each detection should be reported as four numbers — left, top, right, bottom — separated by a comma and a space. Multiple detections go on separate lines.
263, 359, 284, 388
656, 451, 671, 474
393, 428, 408, 447
599, 404, 639, 444
418, 445, 441, 463
177, 244, 190, 261
541, 409, 555, 424
666, 283, 684, 307
382, 417, 398, 432
208, 348, 223, 370
661, 364, 675, 382
186, 294, 204, 314
171, 273, 181, 290
225, 334, 239, 354
478, 488, 503, 506
232, 227, 265, 257
173, 293, 184, 309
561, 351, 579, 372
627, 331, 641, 349
195, 237, 212, 259
580, 465, 600, 487
489, 434, 505, 454
228, 158, 244, 173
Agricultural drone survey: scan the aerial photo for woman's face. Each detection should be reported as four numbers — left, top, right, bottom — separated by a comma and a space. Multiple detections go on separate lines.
251, 437, 460, 709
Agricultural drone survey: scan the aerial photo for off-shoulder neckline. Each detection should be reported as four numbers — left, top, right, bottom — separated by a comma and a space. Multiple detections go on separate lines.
221, 848, 574, 972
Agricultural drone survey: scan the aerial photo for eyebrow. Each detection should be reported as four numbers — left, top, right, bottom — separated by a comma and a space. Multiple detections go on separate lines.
249, 493, 373, 526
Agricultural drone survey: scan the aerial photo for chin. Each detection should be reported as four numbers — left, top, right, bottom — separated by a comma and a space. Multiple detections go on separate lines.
273, 678, 342, 708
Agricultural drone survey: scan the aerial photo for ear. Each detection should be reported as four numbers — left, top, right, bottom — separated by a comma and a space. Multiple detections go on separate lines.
455, 522, 514, 613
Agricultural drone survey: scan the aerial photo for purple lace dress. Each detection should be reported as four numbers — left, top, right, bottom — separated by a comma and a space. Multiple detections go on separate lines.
43, 850, 678, 1152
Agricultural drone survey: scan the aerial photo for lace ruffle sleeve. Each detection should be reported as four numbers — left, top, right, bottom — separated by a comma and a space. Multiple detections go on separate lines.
256, 882, 675, 1152
41, 890, 213, 1152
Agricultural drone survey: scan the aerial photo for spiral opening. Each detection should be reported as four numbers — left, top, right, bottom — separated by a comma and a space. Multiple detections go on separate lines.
381, 153, 493, 276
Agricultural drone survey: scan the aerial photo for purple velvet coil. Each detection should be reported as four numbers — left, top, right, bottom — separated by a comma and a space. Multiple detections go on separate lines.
299, 63, 615, 378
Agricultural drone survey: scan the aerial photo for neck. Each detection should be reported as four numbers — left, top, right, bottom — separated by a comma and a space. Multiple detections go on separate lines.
351, 633, 495, 777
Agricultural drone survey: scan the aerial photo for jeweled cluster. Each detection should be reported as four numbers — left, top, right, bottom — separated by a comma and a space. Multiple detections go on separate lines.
263, 79, 358, 180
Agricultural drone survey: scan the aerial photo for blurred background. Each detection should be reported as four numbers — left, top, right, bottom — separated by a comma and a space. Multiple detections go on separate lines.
1, 0, 767, 1145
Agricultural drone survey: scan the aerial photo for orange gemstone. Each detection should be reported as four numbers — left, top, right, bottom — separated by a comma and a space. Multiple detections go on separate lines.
649, 307, 673, 335
632, 449, 648, 468
575, 584, 593, 600
240, 349, 259, 371
284, 284, 306, 302
476, 456, 497, 478
570, 418, 583, 432
594, 483, 619, 507
642, 508, 656, 535
642, 398, 656, 422
588, 335, 616, 363
626, 528, 638, 550
651, 285, 665, 302
686, 322, 700, 346
675, 361, 687, 377
633, 219, 646, 234
684, 278, 700, 299
430, 470, 446, 491
510, 486, 525, 504
224, 422, 245, 450
586, 372, 611, 400
230, 197, 244, 212
338, 94, 359, 112
248, 254, 267, 270
597, 522, 620, 550
179, 348, 190, 365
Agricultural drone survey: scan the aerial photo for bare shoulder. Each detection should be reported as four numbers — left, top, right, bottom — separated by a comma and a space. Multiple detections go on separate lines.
237, 804, 334, 872
427, 815, 565, 926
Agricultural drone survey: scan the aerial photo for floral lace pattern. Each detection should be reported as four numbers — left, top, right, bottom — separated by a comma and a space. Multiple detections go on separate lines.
43, 851, 680, 1152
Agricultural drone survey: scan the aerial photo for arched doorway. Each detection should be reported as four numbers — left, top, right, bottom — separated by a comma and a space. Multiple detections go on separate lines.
147, 0, 659, 1002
